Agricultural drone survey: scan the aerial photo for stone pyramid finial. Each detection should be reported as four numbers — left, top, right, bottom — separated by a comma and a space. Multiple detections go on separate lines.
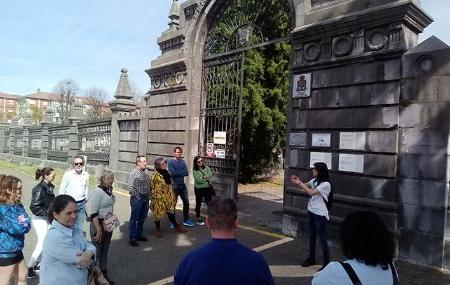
109, 68, 137, 112
114, 68, 133, 100
169, 0, 180, 29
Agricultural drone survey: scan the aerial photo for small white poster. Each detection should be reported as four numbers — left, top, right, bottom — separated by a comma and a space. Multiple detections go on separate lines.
215, 149, 226, 159
338, 154, 364, 173
289, 132, 307, 146
312, 133, 331, 147
292, 73, 312, 98
213, 131, 226, 145
309, 152, 332, 169
339, 132, 365, 150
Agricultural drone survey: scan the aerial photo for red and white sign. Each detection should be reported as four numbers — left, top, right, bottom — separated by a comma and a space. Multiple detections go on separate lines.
206, 143, 215, 157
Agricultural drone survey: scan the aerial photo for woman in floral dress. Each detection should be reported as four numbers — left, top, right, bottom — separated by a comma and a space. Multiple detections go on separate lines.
150, 157, 187, 238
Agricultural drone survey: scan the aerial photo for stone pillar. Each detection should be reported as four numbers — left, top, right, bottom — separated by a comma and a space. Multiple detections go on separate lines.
398, 37, 450, 268
41, 126, 49, 161
68, 124, 79, 163
138, 105, 148, 156
9, 128, 15, 155
109, 112, 120, 170
22, 127, 29, 157
108, 68, 137, 170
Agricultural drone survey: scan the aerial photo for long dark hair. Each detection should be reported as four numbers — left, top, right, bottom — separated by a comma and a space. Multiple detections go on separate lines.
35, 167, 54, 180
313, 162, 330, 186
193, 156, 205, 171
48, 194, 76, 223
341, 211, 395, 269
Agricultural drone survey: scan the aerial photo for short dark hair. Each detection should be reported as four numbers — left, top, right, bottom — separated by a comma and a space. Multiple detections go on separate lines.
48, 194, 76, 223
174, 146, 183, 153
35, 167, 54, 180
340, 211, 395, 269
207, 198, 237, 231
136, 154, 146, 164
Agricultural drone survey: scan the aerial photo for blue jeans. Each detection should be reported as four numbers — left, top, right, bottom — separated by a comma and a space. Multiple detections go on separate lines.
76, 201, 86, 231
129, 196, 149, 241
173, 184, 190, 222
308, 211, 329, 263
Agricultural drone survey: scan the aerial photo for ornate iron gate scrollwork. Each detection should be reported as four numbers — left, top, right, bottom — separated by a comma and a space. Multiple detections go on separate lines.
199, 52, 244, 200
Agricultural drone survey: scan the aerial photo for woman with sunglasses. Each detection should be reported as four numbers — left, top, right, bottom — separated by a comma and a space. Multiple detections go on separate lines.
150, 157, 187, 238
192, 156, 213, 226
0, 175, 31, 285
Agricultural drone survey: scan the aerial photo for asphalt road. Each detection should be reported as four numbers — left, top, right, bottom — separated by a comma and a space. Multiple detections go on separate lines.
2, 167, 450, 285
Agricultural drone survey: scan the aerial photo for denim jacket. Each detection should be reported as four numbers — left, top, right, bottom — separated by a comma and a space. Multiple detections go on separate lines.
0, 203, 31, 258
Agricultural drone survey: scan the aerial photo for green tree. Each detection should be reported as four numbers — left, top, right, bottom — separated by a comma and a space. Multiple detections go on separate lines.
206, 0, 291, 181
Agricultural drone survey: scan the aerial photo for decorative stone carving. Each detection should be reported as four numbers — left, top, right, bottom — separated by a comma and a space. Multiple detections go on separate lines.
332, 36, 353, 57
152, 71, 186, 90
303, 42, 321, 62
388, 23, 403, 49
352, 30, 365, 55
366, 29, 388, 51
294, 46, 304, 65
415, 54, 435, 74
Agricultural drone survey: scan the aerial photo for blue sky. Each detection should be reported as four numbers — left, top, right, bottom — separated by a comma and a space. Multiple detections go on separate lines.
0, 0, 448, 98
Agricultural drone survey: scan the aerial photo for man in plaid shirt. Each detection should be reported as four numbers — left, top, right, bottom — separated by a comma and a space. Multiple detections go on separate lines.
127, 155, 151, 247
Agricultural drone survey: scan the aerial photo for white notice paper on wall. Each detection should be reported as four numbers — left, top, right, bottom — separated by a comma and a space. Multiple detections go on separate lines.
215, 149, 226, 159
213, 131, 226, 145
309, 152, 332, 169
312, 133, 331, 147
339, 132, 365, 150
338, 154, 364, 173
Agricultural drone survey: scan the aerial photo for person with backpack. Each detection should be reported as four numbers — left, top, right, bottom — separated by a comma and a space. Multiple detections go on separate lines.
312, 211, 398, 285
291, 162, 331, 271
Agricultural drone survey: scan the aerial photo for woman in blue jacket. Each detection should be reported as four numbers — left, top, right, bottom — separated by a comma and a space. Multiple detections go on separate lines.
0, 175, 32, 285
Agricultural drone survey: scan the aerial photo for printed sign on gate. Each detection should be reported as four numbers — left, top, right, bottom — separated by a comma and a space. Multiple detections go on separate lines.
206, 143, 215, 157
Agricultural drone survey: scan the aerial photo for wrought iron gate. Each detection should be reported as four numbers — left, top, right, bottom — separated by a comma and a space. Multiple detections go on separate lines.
199, 52, 244, 200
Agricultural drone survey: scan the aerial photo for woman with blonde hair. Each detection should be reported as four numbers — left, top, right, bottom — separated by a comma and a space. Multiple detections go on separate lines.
0, 175, 32, 285
89, 168, 116, 284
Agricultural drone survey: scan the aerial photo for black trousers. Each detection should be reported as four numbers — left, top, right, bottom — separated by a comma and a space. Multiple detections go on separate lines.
194, 187, 212, 217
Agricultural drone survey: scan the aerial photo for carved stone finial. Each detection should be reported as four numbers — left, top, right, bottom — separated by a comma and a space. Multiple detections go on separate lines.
109, 68, 137, 112
169, 0, 180, 29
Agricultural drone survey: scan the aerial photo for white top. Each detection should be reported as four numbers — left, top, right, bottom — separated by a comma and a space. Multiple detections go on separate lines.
59, 169, 89, 202
312, 259, 397, 285
307, 179, 330, 220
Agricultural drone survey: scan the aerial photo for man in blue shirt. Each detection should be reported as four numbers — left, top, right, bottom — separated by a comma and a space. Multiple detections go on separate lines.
174, 198, 275, 285
168, 147, 194, 227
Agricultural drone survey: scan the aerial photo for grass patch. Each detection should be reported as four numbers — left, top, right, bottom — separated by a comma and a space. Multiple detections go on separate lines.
0, 160, 97, 188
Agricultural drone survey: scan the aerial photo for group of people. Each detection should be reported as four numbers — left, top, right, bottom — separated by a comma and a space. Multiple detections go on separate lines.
0, 149, 399, 285
127, 147, 214, 245
0, 155, 117, 285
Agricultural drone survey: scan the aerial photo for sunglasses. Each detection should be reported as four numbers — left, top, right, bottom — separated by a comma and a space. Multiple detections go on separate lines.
197, 160, 203, 163
74, 162, 84, 166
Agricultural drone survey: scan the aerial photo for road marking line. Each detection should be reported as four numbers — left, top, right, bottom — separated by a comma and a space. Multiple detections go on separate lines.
113, 190, 130, 197
148, 237, 294, 285
253, 237, 293, 252
238, 225, 287, 240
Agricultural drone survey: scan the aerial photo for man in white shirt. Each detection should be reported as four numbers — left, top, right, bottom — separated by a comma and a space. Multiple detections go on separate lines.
59, 155, 89, 230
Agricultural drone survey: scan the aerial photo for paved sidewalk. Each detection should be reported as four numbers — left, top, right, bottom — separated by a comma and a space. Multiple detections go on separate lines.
1, 167, 450, 284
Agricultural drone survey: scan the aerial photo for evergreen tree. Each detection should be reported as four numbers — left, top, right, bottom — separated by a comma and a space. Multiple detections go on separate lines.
206, 0, 291, 182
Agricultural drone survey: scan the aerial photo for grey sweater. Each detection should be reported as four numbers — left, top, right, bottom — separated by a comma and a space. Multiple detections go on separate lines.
88, 186, 115, 219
